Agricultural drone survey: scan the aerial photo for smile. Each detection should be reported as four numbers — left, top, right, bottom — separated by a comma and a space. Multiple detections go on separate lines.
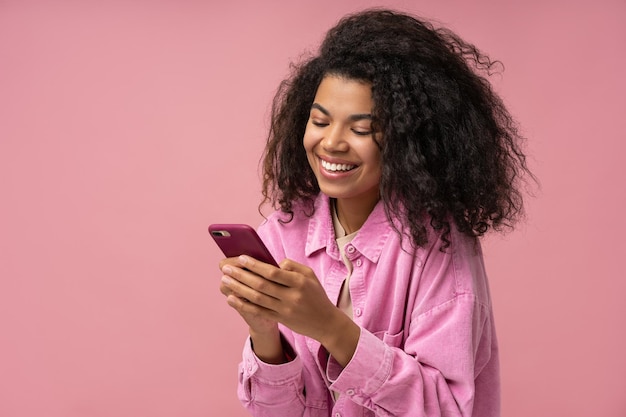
320, 159, 356, 172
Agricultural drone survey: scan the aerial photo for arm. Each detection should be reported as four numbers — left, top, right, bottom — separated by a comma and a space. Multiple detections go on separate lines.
328, 296, 495, 416
219, 258, 307, 416
222, 256, 361, 416
324, 230, 499, 417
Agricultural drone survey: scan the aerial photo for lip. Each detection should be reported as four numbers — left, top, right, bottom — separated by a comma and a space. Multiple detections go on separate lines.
317, 154, 358, 166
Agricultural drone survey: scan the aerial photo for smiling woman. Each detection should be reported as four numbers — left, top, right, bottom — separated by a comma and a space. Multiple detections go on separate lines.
217, 8, 535, 417
0, 1, 623, 416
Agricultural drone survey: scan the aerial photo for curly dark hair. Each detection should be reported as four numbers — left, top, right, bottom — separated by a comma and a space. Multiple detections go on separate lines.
261, 8, 534, 248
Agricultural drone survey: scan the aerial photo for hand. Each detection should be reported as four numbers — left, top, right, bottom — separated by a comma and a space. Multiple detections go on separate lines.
219, 257, 278, 336
221, 255, 360, 366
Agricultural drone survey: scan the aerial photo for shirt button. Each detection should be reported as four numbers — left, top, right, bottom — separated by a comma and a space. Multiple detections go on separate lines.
355, 259, 362, 267
354, 307, 362, 317
346, 389, 355, 396
346, 245, 355, 254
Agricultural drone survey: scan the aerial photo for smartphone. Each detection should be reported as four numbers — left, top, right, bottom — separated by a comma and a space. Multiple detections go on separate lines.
208, 223, 278, 267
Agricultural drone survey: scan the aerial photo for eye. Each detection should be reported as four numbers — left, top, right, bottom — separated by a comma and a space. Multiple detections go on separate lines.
352, 128, 373, 136
311, 119, 329, 128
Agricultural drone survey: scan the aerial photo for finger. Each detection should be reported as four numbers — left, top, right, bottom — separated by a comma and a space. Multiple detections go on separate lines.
221, 273, 279, 311
222, 263, 277, 294
219, 279, 235, 297
225, 293, 277, 321
218, 257, 243, 270
278, 258, 314, 275
237, 255, 294, 287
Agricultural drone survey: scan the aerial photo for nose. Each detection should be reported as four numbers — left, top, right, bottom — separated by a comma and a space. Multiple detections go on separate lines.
321, 125, 349, 152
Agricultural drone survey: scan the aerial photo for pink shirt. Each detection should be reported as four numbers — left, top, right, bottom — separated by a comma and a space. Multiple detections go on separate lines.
237, 194, 500, 417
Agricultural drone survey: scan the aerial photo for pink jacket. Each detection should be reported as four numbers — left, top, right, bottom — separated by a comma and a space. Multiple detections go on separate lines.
237, 194, 500, 417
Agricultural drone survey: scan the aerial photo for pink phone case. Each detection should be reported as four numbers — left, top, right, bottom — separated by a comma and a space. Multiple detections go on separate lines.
208, 224, 278, 267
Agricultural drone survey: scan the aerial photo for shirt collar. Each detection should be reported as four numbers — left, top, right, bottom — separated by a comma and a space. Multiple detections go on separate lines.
304, 194, 392, 263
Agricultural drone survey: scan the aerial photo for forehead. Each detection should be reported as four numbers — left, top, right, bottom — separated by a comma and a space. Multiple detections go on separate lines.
313, 75, 373, 110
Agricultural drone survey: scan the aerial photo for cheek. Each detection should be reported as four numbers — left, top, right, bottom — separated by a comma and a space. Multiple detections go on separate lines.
356, 142, 382, 168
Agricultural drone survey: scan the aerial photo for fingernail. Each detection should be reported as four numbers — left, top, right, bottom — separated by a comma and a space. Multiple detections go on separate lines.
221, 275, 232, 285
238, 255, 248, 265
222, 265, 232, 274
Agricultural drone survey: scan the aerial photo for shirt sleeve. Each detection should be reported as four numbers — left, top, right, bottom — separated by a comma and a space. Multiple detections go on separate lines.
325, 294, 494, 417
237, 335, 307, 417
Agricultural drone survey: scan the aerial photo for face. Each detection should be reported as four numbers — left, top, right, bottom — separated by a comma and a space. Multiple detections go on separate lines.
303, 75, 382, 211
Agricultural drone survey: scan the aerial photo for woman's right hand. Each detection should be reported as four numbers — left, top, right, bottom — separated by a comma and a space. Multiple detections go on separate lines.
219, 257, 286, 364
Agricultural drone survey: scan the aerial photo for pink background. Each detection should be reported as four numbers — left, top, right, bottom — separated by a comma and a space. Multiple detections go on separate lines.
1, 0, 624, 416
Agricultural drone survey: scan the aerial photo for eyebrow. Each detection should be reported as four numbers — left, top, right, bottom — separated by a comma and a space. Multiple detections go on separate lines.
311, 103, 372, 121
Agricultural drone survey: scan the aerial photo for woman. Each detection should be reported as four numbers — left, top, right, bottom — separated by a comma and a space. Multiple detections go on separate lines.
219, 9, 532, 416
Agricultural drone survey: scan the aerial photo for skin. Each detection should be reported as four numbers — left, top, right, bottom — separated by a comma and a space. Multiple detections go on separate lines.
304, 75, 382, 234
219, 75, 381, 367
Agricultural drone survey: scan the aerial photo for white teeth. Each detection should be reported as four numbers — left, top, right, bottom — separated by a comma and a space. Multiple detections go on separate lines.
321, 159, 355, 172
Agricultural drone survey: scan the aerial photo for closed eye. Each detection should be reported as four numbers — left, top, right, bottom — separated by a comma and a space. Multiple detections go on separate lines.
352, 129, 372, 136
311, 120, 329, 127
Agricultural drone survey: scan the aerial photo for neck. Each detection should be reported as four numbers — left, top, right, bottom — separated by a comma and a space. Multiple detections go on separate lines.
334, 195, 379, 235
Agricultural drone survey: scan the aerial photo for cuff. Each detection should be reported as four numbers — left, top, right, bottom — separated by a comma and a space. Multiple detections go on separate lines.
326, 328, 393, 397
241, 335, 302, 383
